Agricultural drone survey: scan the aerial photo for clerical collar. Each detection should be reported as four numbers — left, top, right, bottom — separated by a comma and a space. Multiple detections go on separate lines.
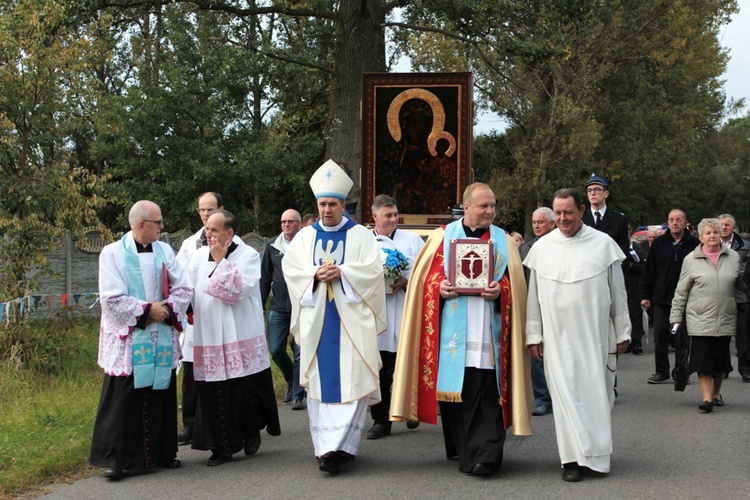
373, 228, 397, 240
135, 241, 153, 253
208, 241, 239, 261
462, 223, 487, 239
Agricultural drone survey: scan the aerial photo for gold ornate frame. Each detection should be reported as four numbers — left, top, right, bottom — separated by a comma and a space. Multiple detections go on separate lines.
360, 73, 473, 225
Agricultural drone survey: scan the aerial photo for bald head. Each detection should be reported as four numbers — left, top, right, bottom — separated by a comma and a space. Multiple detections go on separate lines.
281, 208, 302, 240
667, 209, 688, 241
129, 200, 163, 245
129, 200, 159, 229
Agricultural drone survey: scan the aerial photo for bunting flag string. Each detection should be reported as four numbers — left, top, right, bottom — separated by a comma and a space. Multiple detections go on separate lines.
0, 293, 100, 322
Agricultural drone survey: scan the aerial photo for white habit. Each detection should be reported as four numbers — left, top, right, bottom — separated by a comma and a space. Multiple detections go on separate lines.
524, 224, 631, 473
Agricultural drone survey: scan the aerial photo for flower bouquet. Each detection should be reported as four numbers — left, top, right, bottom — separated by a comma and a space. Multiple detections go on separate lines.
380, 247, 410, 294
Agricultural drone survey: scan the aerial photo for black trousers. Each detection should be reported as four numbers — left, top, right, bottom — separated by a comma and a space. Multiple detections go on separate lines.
735, 303, 749, 376
627, 288, 644, 347
90, 371, 178, 470
439, 367, 506, 473
371, 351, 396, 427
181, 361, 198, 429
654, 304, 690, 380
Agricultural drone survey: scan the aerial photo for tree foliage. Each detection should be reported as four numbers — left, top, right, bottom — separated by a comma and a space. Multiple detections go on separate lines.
0, 0, 108, 305
2, 0, 747, 309
396, 0, 741, 233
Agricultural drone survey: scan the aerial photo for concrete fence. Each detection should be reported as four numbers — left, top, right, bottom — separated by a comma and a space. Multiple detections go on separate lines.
20, 229, 268, 320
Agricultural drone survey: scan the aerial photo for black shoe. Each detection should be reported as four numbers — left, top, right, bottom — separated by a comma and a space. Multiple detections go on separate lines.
206, 452, 232, 466
283, 385, 293, 404
102, 467, 123, 480
291, 397, 306, 410
244, 435, 261, 456
698, 400, 713, 413
318, 456, 340, 474
742, 373, 750, 383
366, 423, 391, 440
406, 420, 420, 430
647, 373, 670, 384
625, 344, 633, 353
562, 462, 582, 482
532, 405, 553, 416
632, 345, 643, 355
159, 458, 182, 469
471, 463, 495, 476
712, 395, 724, 407
177, 427, 192, 445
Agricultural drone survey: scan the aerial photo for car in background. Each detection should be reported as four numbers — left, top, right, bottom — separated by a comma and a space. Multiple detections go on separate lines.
631, 224, 668, 245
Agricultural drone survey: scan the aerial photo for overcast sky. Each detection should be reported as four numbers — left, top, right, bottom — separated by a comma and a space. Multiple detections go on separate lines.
719, 3, 749, 115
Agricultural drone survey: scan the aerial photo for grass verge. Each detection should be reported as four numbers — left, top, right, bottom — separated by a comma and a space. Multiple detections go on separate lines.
0, 315, 290, 498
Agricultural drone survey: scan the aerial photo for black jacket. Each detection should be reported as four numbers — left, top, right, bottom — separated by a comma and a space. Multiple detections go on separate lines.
639, 231, 700, 306
260, 235, 292, 312
583, 206, 630, 280
582, 207, 630, 256
728, 234, 749, 303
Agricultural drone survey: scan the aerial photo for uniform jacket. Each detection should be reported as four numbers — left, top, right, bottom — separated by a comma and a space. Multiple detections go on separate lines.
670, 244, 741, 336
639, 231, 700, 305
582, 207, 630, 256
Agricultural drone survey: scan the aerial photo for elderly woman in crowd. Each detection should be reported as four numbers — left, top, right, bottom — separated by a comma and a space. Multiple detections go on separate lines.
670, 218, 745, 413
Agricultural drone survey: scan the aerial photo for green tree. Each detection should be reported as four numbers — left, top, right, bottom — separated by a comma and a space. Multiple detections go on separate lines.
0, 0, 107, 310
88, 0, 389, 211
395, 0, 738, 232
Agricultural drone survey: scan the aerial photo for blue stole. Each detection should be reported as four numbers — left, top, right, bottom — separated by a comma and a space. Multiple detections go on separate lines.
312, 218, 356, 403
122, 235, 173, 390
437, 221, 508, 400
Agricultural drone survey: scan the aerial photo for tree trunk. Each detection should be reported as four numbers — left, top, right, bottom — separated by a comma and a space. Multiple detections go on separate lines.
326, 0, 386, 212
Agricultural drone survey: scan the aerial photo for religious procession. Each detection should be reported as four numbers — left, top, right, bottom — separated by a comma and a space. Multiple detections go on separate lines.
4, 3, 750, 496
88, 157, 750, 487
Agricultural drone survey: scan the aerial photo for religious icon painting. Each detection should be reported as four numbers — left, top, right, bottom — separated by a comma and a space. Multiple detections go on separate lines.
448, 239, 494, 295
360, 73, 474, 225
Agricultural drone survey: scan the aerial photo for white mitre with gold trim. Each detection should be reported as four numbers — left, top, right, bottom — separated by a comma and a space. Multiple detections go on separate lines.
309, 159, 353, 199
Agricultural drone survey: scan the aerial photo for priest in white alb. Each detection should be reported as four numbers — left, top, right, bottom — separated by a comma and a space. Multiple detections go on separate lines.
524, 188, 631, 482
187, 210, 280, 466
283, 160, 386, 474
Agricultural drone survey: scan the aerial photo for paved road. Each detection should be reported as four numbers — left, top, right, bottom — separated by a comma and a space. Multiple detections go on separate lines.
45, 340, 750, 499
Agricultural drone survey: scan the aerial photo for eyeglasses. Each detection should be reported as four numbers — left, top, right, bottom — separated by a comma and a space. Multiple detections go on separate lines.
586, 187, 605, 193
142, 219, 163, 226
281, 220, 301, 225
197, 208, 218, 214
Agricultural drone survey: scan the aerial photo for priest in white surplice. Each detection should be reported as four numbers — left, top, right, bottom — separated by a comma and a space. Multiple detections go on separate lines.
187, 210, 280, 466
524, 188, 631, 483
283, 160, 386, 474
365, 194, 425, 440
90, 200, 191, 481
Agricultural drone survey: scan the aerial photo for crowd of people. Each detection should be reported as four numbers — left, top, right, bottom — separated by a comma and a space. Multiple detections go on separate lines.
88, 163, 749, 484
